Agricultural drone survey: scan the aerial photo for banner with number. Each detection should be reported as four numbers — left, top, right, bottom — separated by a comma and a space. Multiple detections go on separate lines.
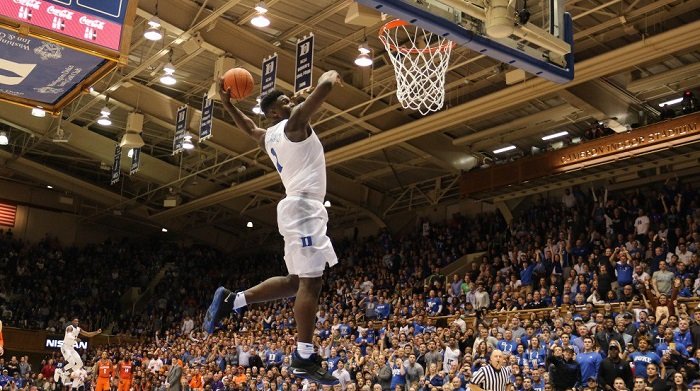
294, 34, 314, 93
261, 53, 278, 97
172, 105, 188, 155
199, 94, 214, 141
129, 148, 141, 175
110, 143, 121, 185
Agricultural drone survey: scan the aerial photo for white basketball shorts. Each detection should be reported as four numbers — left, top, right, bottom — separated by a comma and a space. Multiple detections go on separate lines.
277, 196, 338, 278
61, 345, 83, 368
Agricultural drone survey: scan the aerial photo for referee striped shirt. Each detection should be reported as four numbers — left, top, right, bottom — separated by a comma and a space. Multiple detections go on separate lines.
470, 364, 512, 391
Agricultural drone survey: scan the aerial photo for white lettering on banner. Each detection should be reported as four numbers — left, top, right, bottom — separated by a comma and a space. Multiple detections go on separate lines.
45, 339, 88, 350
12, 0, 41, 10
0, 32, 32, 52
46, 5, 74, 20
0, 58, 37, 85
79, 16, 106, 30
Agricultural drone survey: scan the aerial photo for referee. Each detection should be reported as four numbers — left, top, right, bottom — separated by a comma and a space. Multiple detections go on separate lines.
470, 350, 512, 391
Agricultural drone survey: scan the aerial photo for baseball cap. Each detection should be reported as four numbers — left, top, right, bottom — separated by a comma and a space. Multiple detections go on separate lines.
609, 341, 621, 350
573, 315, 583, 321
587, 377, 597, 382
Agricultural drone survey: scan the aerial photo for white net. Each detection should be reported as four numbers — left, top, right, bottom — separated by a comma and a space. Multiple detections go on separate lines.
379, 20, 454, 116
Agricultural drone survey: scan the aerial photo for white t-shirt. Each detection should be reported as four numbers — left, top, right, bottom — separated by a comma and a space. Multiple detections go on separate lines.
443, 345, 461, 372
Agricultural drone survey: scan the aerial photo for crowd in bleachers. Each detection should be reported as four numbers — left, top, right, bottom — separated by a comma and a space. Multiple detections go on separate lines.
0, 176, 699, 391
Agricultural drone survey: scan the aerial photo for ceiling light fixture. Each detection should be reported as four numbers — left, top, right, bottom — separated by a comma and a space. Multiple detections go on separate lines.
0, 131, 7, 146
31, 107, 46, 117
252, 97, 263, 115
160, 50, 177, 85
541, 131, 569, 141
97, 105, 112, 126
324, 200, 331, 208
246, 221, 254, 228
354, 42, 373, 67
493, 145, 517, 154
161, 228, 168, 232
46, 185, 53, 189
251, 2, 270, 28
182, 133, 195, 150
658, 97, 683, 107
144, 1, 163, 41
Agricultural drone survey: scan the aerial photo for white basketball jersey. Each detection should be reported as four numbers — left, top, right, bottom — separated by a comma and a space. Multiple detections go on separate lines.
264, 119, 326, 200
64, 326, 80, 348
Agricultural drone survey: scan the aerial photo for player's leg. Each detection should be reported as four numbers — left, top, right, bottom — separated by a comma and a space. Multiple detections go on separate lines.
289, 273, 338, 385
203, 275, 299, 334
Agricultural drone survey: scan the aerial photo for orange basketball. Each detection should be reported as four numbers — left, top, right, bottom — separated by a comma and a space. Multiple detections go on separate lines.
223, 68, 254, 100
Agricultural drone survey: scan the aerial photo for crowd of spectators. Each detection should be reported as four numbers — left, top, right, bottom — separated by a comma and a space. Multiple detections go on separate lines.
0, 176, 699, 391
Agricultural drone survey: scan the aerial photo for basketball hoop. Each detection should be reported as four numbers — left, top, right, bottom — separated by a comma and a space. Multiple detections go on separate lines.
379, 20, 454, 115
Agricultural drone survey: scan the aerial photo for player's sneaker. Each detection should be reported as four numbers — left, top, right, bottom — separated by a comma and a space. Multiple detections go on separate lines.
203, 286, 233, 334
290, 351, 339, 385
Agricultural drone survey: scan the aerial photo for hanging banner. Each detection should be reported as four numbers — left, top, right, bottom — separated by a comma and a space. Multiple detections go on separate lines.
199, 94, 214, 141
260, 53, 277, 97
294, 34, 314, 93
172, 105, 187, 155
129, 147, 140, 175
110, 143, 121, 185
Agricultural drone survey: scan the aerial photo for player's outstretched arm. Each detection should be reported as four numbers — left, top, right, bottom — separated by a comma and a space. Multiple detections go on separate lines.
80, 328, 102, 338
287, 70, 342, 131
218, 78, 266, 148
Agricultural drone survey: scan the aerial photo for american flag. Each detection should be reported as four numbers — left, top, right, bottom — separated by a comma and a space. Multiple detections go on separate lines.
0, 202, 17, 227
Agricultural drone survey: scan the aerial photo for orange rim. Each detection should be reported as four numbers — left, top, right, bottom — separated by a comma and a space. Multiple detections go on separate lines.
378, 19, 455, 54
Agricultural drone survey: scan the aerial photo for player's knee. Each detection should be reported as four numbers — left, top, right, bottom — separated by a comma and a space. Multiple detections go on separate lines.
298, 276, 323, 294
286, 274, 300, 290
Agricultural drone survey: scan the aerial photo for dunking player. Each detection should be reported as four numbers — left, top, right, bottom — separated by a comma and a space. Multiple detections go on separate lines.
204, 70, 343, 385
56, 319, 101, 384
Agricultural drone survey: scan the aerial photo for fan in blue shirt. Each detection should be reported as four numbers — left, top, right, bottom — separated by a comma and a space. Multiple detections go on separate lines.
629, 338, 661, 379
376, 297, 391, 320
326, 348, 342, 372
498, 331, 517, 354
425, 290, 443, 316
575, 337, 603, 381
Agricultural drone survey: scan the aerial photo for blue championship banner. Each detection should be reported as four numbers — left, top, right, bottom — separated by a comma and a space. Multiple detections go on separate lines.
199, 94, 213, 141
260, 53, 277, 97
129, 147, 140, 175
294, 34, 314, 93
0, 27, 106, 105
110, 143, 121, 185
172, 105, 187, 155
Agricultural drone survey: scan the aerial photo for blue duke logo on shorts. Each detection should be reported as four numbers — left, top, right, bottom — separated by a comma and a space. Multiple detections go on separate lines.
301, 236, 312, 247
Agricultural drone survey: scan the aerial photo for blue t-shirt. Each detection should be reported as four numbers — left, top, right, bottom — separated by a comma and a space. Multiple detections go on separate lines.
426, 297, 442, 314
327, 356, 341, 372
576, 351, 603, 381
674, 331, 693, 348
629, 351, 660, 378
338, 324, 352, 337
390, 364, 406, 389
521, 264, 535, 286
615, 262, 633, 285
498, 339, 517, 354
376, 303, 391, 319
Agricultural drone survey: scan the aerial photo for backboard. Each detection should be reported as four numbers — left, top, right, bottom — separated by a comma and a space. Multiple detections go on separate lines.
357, 0, 574, 84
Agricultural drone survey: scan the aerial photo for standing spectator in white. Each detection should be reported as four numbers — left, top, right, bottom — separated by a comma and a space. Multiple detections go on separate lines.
443, 336, 461, 373
181, 316, 194, 336
634, 209, 650, 244
562, 188, 576, 209
471, 350, 512, 391
331, 361, 351, 390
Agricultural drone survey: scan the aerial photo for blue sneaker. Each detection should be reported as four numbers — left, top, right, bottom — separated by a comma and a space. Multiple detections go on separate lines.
290, 351, 339, 385
203, 286, 233, 334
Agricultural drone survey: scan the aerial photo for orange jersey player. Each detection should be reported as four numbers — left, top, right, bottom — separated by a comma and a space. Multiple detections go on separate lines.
94, 352, 113, 391
116, 357, 133, 391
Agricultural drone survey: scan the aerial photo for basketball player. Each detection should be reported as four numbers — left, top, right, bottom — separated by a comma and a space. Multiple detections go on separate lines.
60, 319, 101, 383
116, 356, 133, 391
0, 320, 4, 356
94, 352, 113, 391
204, 70, 343, 385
